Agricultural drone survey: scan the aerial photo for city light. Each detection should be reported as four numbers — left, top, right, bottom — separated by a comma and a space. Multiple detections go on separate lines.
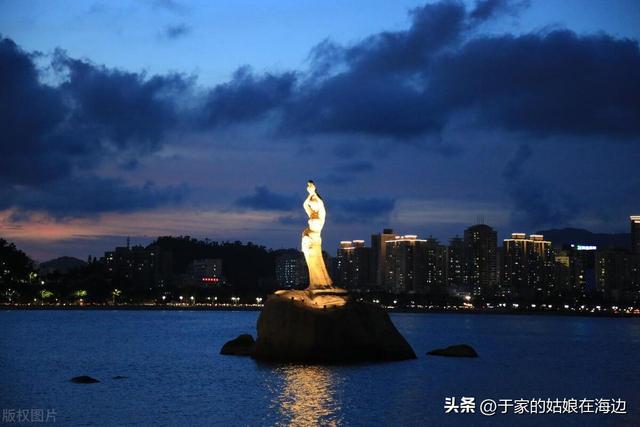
2, 217, 639, 314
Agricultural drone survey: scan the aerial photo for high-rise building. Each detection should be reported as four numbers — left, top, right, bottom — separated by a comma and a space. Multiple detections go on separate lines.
572, 244, 597, 292
275, 250, 308, 289
335, 240, 371, 290
631, 216, 640, 255
424, 237, 446, 291
463, 224, 497, 297
371, 228, 396, 288
529, 234, 556, 296
554, 245, 590, 298
446, 236, 466, 294
502, 233, 555, 300
385, 235, 428, 294
502, 233, 531, 297
596, 248, 640, 305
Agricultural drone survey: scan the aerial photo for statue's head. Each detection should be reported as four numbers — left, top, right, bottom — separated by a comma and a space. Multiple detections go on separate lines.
307, 180, 316, 195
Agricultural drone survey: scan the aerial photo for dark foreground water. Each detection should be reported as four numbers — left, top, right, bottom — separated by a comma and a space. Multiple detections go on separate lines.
1, 310, 639, 426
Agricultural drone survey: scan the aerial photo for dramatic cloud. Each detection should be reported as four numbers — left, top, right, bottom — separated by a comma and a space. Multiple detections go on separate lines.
321, 161, 375, 185
1, 38, 68, 186
331, 198, 396, 224
202, 66, 296, 127
235, 186, 298, 211
502, 143, 582, 228
57, 53, 190, 148
2, 0, 640, 231
196, 0, 640, 140
507, 184, 582, 229
427, 30, 640, 137
0, 37, 191, 217
0, 177, 189, 219
234, 186, 395, 224
502, 144, 532, 181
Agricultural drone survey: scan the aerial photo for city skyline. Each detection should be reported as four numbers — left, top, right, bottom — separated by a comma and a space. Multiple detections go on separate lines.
3, 210, 640, 263
3, 214, 638, 308
6, 215, 638, 264
1, 0, 640, 261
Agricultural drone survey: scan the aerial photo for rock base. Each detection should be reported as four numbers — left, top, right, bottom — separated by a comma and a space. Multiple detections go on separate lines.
252, 292, 416, 363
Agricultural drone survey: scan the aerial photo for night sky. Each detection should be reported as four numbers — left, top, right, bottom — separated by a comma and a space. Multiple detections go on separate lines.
1, 0, 639, 261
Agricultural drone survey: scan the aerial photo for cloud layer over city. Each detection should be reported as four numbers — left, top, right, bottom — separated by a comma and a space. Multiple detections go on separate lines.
1, 0, 639, 259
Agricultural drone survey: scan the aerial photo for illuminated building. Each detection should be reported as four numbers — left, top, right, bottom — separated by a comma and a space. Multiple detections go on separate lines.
596, 248, 640, 305
103, 244, 172, 292
554, 245, 593, 298
529, 234, 556, 296
182, 258, 224, 287
631, 216, 640, 255
424, 237, 446, 291
385, 235, 428, 294
371, 228, 397, 289
463, 224, 497, 297
502, 233, 555, 300
275, 250, 308, 289
335, 240, 371, 290
502, 233, 530, 297
446, 236, 466, 295
571, 244, 596, 292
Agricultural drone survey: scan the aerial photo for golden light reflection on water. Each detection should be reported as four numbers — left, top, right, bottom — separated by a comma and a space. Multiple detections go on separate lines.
274, 365, 342, 427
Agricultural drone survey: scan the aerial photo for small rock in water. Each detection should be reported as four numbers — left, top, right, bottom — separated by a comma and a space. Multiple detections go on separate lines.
70, 375, 100, 383
220, 334, 255, 356
427, 344, 478, 358
112, 375, 128, 380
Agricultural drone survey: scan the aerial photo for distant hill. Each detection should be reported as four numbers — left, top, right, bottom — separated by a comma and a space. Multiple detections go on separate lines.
39, 256, 87, 273
536, 228, 630, 249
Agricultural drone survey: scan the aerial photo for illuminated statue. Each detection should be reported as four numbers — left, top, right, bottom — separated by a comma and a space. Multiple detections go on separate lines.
250, 181, 416, 364
302, 181, 333, 289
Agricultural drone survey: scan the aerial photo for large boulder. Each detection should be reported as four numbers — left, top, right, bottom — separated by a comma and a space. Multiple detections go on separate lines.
252, 293, 416, 363
427, 344, 478, 358
220, 334, 255, 356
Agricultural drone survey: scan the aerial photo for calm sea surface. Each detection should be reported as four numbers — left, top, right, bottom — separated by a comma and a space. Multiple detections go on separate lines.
1, 310, 639, 426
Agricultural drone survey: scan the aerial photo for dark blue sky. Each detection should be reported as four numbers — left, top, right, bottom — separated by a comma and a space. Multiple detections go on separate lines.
1, 0, 639, 261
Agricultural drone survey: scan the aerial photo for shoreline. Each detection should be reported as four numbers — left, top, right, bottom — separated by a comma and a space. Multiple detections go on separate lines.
2, 304, 638, 318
